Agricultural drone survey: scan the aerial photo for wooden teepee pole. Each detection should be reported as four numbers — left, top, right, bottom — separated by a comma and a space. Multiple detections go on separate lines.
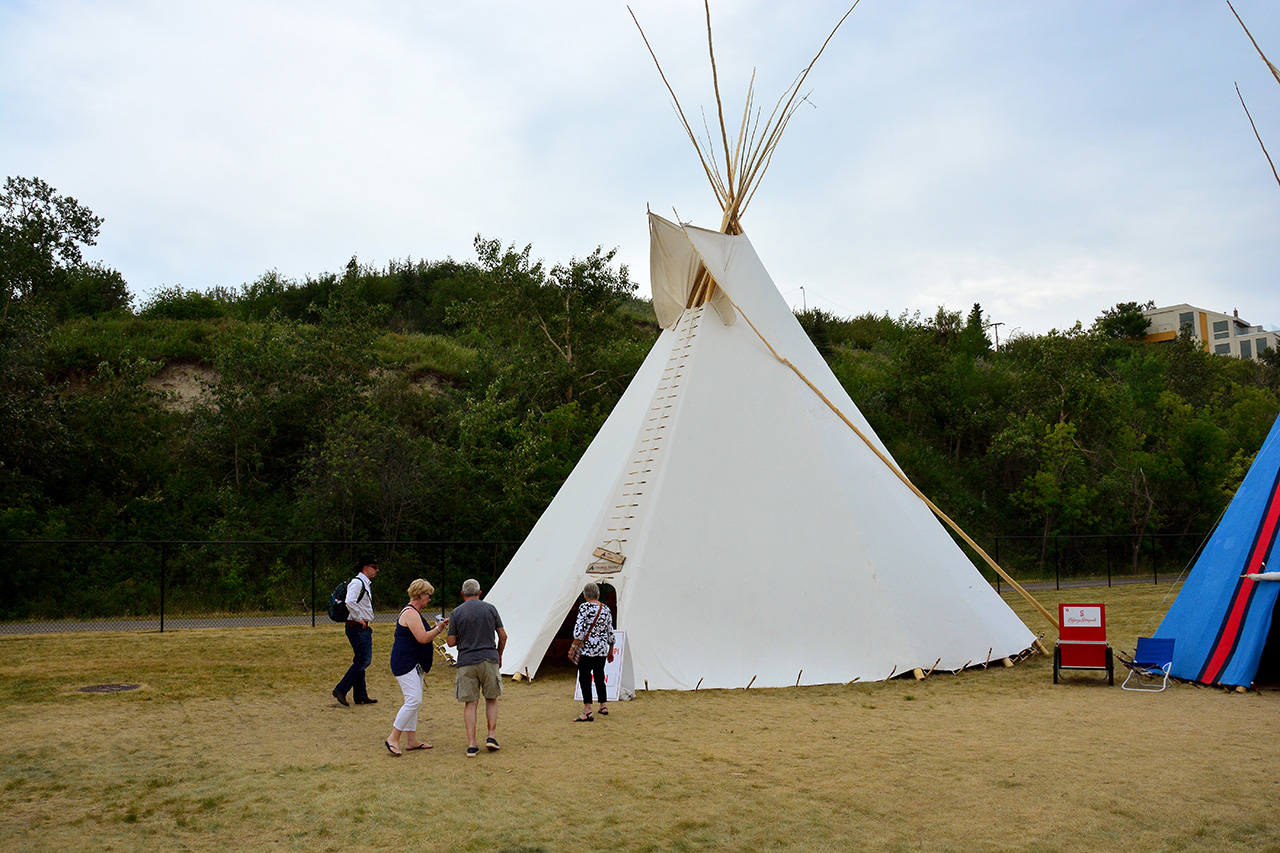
630, 2, 860, 236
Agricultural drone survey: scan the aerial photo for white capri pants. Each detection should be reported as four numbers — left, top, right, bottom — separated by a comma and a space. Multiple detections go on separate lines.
393, 666, 425, 732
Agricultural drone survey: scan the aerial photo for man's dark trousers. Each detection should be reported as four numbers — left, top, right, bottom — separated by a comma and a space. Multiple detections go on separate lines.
335, 622, 372, 702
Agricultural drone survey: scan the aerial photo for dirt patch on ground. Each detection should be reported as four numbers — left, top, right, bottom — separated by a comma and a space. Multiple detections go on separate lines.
411, 371, 446, 395
145, 362, 218, 411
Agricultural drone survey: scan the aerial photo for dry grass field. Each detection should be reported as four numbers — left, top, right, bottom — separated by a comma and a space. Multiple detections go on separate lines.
2, 583, 1277, 853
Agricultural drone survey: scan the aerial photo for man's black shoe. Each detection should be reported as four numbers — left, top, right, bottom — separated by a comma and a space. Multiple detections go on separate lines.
354, 698, 378, 705
332, 688, 349, 707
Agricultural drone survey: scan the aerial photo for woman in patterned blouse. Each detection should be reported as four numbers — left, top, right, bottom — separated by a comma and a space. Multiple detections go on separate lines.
572, 582, 615, 722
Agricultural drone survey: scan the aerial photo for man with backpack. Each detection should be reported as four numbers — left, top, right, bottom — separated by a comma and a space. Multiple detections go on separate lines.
332, 556, 379, 707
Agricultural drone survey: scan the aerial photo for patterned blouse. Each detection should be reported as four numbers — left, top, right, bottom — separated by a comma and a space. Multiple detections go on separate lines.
573, 601, 615, 658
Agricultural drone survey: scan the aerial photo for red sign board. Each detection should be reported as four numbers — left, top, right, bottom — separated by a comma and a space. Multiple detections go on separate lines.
1058, 603, 1107, 668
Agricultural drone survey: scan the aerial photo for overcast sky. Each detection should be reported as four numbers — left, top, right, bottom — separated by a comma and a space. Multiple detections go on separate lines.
2, 1, 1278, 337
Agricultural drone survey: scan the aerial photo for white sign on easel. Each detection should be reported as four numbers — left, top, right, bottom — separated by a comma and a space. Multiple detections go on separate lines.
573, 630, 626, 702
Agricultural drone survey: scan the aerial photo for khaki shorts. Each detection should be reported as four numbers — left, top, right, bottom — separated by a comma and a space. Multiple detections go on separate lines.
455, 660, 502, 702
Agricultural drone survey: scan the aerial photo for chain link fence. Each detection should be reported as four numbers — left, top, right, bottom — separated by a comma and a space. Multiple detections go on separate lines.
0, 532, 1206, 634
976, 532, 1205, 592
0, 539, 518, 634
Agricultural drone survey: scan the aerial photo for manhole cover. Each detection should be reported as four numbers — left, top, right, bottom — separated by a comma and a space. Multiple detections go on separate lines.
77, 683, 141, 694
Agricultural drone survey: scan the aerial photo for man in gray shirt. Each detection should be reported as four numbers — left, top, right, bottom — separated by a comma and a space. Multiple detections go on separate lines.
446, 578, 508, 756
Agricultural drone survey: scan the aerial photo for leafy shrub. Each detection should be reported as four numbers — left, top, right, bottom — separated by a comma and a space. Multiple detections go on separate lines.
139, 286, 231, 321
47, 316, 223, 373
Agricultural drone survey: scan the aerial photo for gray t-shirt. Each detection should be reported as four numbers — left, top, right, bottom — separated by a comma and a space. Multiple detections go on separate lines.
448, 598, 504, 667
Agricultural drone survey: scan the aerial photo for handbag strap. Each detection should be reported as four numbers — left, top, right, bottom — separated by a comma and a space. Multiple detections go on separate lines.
580, 601, 605, 643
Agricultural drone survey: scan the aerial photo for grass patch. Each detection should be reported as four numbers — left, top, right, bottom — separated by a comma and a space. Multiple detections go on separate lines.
47, 316, 227, 372
0, 584, 1276, 852
372, 331, 478, 379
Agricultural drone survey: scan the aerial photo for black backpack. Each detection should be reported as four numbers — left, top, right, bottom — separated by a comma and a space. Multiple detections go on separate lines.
327, 577, 366, 622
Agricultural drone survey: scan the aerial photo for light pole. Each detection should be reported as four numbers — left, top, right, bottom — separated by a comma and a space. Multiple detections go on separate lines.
988, 321, 1004, 350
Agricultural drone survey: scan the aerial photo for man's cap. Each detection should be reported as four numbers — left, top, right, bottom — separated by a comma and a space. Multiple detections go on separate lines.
358, 556, 380, 568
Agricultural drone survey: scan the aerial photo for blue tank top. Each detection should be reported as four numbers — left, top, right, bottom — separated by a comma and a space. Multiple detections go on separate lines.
390, 607, 435, 677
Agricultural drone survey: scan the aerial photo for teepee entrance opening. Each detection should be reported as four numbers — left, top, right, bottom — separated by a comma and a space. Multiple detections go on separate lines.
1252, 601, 1280, 686
543, 582, 618, 664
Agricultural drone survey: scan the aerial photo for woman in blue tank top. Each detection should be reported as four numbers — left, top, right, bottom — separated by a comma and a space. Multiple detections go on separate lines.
385, 578, 449, 756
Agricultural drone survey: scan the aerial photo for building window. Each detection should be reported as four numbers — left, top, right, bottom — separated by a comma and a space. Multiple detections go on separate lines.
1213, 320, 1229, 340
1241, 339, 1253, 359
1179, 311, 1194, 333
1259, 338, 1271, 354
1215, 343, 1231, 355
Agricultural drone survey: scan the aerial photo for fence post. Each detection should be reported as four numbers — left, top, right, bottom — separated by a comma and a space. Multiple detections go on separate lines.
160, 541, 167, 633
1106, 536, 1112, 588
1152, 536, 1158, 585
1054, 535, 1060, 591
311, 543, 317, 628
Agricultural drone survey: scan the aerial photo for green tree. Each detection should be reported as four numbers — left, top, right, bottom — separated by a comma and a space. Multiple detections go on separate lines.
189, 290, 375, 505
449, 238, 644, 412
0, 303, 67, 502
0, 176, 130, 319
1093, 300, 1154, 340
1009, 420, 1101, 562
959, 303, 993, 356
300, 410, 439, 544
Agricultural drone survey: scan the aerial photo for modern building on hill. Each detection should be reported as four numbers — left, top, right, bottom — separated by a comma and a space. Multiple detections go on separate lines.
1142, 303, 1279, 360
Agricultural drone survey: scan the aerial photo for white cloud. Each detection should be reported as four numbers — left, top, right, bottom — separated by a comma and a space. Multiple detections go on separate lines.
1, 0, 1278, 331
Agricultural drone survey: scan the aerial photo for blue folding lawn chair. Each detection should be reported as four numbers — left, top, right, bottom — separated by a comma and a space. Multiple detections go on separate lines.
1119, 637, 1175, 692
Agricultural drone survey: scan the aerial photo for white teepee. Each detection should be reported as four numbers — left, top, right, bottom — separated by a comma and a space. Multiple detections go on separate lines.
483, 212, 1036, 694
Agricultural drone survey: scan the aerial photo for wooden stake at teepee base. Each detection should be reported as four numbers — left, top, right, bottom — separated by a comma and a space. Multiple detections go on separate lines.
745, 675, 756, 690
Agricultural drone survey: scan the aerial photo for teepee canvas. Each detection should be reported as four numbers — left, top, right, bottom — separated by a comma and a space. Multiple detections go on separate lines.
483, 5, 1048, 693
483, 212, 1037, 693
1154, 413, 1280, 688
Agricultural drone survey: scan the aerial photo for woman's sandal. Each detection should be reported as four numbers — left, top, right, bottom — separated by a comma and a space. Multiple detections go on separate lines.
573, 712, 594, 722
597, 707, 609, 715
385, 740, 402, 757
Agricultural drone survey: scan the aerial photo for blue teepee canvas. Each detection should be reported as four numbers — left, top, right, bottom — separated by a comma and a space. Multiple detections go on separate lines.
1155, 413, 1280, 687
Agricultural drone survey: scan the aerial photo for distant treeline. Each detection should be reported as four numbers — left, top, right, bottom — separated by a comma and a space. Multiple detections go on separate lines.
2, 176, 1278, 619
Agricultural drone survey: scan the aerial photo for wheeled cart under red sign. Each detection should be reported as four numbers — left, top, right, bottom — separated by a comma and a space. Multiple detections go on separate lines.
1054, 603, 1114, 685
